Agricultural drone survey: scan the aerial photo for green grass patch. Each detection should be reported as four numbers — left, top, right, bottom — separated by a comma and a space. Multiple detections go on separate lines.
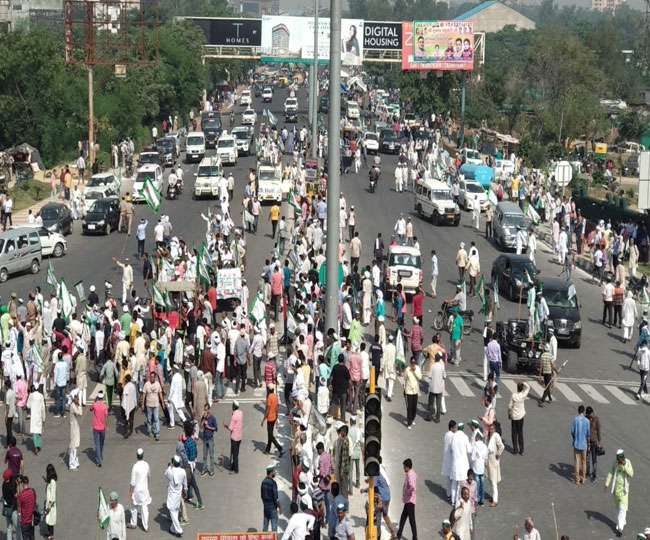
11, 180, 49, 212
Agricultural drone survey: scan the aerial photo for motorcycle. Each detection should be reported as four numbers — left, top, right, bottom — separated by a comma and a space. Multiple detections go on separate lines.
432, 301, 473, 336
167, 178, 177, 200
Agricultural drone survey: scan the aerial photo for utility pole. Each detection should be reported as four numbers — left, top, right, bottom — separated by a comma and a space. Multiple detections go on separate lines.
85, 0, 96, 166
459, 72, 466, 150
325, 0, 341, 333
311, 0, 319, 159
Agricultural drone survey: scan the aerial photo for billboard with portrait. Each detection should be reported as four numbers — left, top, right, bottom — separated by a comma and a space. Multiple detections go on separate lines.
261, 16, 363, 65
407, 20, 474, 71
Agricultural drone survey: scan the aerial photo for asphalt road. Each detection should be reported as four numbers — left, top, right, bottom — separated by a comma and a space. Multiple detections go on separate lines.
0, 86, 648, 539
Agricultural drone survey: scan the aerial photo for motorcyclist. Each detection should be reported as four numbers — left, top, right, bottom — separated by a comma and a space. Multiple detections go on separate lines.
369, 164, 380, 192
167, 170, 178, 198
445, 283, 467, 312
175, 164, 184, 191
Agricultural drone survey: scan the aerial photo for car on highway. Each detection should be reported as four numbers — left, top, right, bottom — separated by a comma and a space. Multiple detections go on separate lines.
216, 131, 238, 165
414, 178, 461, 226
155, 137, 177, 167
185, 131, 206, 163
494, 158, 515, 178
132, 164, 163, 203
492, 201, 529, 250
543, 277, 582, 347
384, 242, 422, 296
232, 126, 254, 156
82, 197, 121, 235
256, 162, 285, 203
11, 225, 67, 258
262, 87, 273, 102
491, 254, 538, 301
239, 89, 252, 106
138, 151, 161, 167
461, 147, 483, 166
380, 130, 401, 154
39, 202, 73, 235
347, 101, 360, 120
86, 172, 120, 195
458, 179, 489, 211
193, 156, 223, 199
0, 228, 42, 282
253, 85, 262, 97
203, 116, 222, 149
82, 189, 116, 217
362, 132, 379, 154
242, 108, 257, 126
284, 97, 298, 114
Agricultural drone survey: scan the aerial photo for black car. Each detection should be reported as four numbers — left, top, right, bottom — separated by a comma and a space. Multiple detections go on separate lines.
491, 254, 539, 301
39, 203, 73, 235
82, 197, 120, 235
155, 138, 177, 167
542, 277, 582, 348
285, 111, 298, 123
380, 130, 401, 154
204, 120, 222, 149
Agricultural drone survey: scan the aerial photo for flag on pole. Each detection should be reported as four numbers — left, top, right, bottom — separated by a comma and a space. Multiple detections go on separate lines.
31, 345, 44, 372
74, 280, 85, 302
477, 275, 488, 315
151, 283, 170, 309
249, 292, 266, 324
161, 257, 174, 279
487, 188, 498, 206
286, 309, 297, 335
97, 488, 110, 529
526, 203, 541, 225
524, 269, 534, 285
395, 329, 406, 370
197, 244, 212, 286
288, 189, 302, 214
567, 283, 577, 301
268, 110, 278, 126
142, 178, 162, 213
47, 262, 57, 289
59, 279, 74, 322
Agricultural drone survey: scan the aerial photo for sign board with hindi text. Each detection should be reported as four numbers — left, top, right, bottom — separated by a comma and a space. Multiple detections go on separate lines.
402, 21, 474, 72
198, 534, 277, 540
216, 267, 242, 300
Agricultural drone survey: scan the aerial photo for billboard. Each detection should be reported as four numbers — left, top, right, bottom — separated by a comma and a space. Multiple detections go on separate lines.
411, 20, 474, 70
402, 21, 474, 71
189, 17, 262, 47
363, 21, 402, 50
261, 16, 363, 65
198, 534, 276, 540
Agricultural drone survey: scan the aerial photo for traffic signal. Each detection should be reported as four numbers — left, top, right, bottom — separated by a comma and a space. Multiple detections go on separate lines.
364, 393, 381, 476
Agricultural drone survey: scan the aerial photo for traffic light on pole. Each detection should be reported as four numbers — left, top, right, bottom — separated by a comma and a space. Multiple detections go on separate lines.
364, 393, 381, 477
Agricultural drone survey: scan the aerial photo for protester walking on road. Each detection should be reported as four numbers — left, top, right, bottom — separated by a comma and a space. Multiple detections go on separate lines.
605, 449, 634, 537
225, 401, 243, 474
403, 357, 422, 429
396, 458, 417, 540
44, 464, 57, 540
508, 382, 529, 455
68, 390, 82, 471
586, 406, 602, 482
26, 385, 45, 455
571, 405, 591, 485
165, 456, 187, 538
90, 391, 109, 467
128, 448, 151, 532
261, 464, 280, 532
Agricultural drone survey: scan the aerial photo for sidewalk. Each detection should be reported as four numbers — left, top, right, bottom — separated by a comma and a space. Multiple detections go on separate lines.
11, 194, 66, 226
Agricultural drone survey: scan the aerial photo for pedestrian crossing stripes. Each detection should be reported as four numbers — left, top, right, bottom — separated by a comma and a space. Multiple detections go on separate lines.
445, 376, 641, 406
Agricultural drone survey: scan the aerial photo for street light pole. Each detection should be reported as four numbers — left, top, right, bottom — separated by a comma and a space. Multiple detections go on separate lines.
311, 0, 319, 159
325, 0, 341, 333
459, 72, 466, 150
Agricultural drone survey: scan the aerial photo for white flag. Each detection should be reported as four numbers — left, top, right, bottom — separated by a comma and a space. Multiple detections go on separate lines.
59, 279, 74, 321
142, 178, 161, 213
526, 203, 541, 224
395, 329, 405, 368
97, 488, 110, 529
248, 293, 266, 324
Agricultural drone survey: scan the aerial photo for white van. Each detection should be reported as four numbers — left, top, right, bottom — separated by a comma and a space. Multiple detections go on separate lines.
185, 131, 206, 163
414, 178, 461, 226
132, 164, 163, 203
256, 163, 284, 203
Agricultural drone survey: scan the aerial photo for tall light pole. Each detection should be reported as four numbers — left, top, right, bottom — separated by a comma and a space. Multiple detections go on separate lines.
311, 0, 319, 159
325, 0, 341, 332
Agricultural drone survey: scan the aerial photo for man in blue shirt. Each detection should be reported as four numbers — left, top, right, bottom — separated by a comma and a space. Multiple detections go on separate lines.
53, 349, 69, 417
200, 404, 217, 477
571, 404, 591, 485
261, 464, 280, 532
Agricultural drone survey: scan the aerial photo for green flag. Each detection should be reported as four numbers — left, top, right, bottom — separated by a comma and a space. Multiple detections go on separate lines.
288, 189, 302, 214
142, 178, 162, 213
248, 292, 266, 324
151, 283, 170, 309
197, 244, 211, 286
47, 262, 57, 289
97, 488, 110, 529
59, 279, 74, 322
31, 345, 44, 372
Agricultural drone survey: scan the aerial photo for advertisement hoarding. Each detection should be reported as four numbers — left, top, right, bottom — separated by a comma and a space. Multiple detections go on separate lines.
198, 534, 277, 540
189, 17, 262, 47
261, 16, 363, 65
363, 21, 402, 50
402, 21, 474, 71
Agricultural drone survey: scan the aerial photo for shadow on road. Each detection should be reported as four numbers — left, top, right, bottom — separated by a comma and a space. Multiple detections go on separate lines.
424, 479, 449, 503
584, 509, 617, 533
548, 462, 575, 482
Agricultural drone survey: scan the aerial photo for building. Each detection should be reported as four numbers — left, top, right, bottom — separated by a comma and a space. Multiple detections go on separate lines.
0, 0, 63, 31
591, 0, 626, 11
228, 0, 279, 16
455, 1, 536, 33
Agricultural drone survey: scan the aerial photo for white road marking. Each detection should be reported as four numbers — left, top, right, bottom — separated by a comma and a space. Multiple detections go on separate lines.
501, 379, 519, 395
604, 385, 637, 405
578, 384, 610, 404
553, 382, 582, 402
449, 376, 475, 397
528, 380, 545, 398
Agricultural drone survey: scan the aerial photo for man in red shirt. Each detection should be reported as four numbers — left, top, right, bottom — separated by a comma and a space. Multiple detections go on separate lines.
207, 285, 217, 324
90, 391, 109, 467
408, 318, 424, 369
270, 265, 283, 321
411, 286, 425, 325
17, 475, 36, 540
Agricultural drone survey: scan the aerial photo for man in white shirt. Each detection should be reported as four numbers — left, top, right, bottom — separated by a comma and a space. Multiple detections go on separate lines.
514, 516, 541, 540
281, 502, 316, 540
165, 456, 187, 537
129, 448, 151, 531
154, 219, 165, 249
431, 249, 439, 298
470, 431, 489, 506
602, 277, 615, 328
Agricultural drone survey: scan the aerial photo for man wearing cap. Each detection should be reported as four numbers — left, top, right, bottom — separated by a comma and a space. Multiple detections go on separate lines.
450, 422, 471, 505
261, 464, 280, 532
104, 491, 126, 540
128, 448, 151, 531
605, 449, 634, 537
262, 384, 283, 456
334, 424, 352, 497
427, 352, 446, 423
113, 257, 133, 304
334, 502, 354, 540
165, 455, 187, 538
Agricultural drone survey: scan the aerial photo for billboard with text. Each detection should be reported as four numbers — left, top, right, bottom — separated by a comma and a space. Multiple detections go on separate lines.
363, 21, 402, 50
403, 20, 474, 71
189, 17, 262, 47
261, 16, 363, 65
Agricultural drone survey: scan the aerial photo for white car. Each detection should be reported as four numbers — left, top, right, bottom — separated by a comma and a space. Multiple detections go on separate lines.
193, 156, 223, 199
347, 101, 360, 120
239, 89, 252, 106
216, 131, 238, 165
232, 126, 254, 156
458, 179, 489, 211
185, 131, 206, 163
284, 97, 298, 113
13, 225, 67, 258
132, 164, 163, 202
242, 108, 257, 126
262, 87, 273, 102
384, 243, 422, 295
87, 172, 120, 194
494, 159, 515, 178
461, 148, 483, 166
363, 132, 379, 154
82, 189, 116, 216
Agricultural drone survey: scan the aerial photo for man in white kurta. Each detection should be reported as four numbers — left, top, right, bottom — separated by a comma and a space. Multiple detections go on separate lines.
450, 423, 471, 504
129, 448, 152, 531
441, 423, 456, 499
165, 457, 187, 536
167, 368, 186, 428
106, 492, 127, 540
